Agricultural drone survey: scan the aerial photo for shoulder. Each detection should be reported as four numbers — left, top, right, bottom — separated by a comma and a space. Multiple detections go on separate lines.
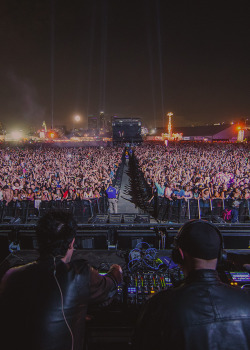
214, 283, 250, 309
1, 262, 38, 286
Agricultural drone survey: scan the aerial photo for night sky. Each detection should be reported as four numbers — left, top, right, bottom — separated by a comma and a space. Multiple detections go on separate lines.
0, 0, 250, 131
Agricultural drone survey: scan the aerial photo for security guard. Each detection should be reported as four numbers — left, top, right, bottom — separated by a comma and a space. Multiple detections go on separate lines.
106, 184, 118, 213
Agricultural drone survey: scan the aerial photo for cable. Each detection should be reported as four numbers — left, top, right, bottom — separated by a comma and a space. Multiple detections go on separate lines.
128, 258, 141, 272
127, 244, 164, 272
128, 248, 141, 261
145, 247, 157, 254
10, 253, 24, 262
241, 284, 250, 290
144, 248, 158, 259
53, 257, 74, 350
135, 241, 150, 249
142, 258, 163, 270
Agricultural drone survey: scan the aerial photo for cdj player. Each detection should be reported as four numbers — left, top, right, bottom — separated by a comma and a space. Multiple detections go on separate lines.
223, 271, 250, 289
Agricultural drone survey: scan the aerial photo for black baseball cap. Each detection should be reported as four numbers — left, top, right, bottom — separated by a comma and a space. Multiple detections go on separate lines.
177, 220, 221, 260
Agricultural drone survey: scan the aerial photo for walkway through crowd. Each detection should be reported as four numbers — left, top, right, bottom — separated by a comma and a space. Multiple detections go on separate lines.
117, 156, 140, 214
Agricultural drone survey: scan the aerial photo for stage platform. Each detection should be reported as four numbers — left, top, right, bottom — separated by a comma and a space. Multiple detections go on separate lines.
1, 247, 250, 350
0, 218, 249, 267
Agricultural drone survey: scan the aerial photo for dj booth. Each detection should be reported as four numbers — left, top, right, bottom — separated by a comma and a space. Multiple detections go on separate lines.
1, 240, 250, 350
0, 218, 250, 349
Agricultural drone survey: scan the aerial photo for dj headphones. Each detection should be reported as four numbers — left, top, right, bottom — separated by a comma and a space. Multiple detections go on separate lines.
46, 219, 77, 255
171, 219, 227, 265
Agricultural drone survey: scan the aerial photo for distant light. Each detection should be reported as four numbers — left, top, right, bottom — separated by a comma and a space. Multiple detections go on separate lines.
11, 131, 23, 140
231, 122, 234, 125
47, 131, 56, 139
74, 115, 81, 122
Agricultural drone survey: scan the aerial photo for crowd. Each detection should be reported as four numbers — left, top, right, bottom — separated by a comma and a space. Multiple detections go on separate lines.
0, 145, 123, 208
134, 142, 250, 221
0, 142, 250, 221
134, 142, 250, 200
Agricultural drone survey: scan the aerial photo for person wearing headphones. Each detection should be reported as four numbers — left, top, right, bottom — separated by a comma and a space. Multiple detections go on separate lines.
0, 209, 122, 350
132, 219, 250, 350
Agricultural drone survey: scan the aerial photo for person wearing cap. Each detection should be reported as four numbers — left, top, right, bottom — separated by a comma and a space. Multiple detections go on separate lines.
132, 219, 250, 350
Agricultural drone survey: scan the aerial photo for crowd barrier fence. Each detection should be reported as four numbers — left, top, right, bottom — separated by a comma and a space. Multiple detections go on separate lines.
0, 197, 249, 226
0, 197, 109, 225
153, 197, 250, 224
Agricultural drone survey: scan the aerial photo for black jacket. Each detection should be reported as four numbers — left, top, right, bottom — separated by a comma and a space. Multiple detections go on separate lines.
0, 256, 120, 350
133, 269, 250, 350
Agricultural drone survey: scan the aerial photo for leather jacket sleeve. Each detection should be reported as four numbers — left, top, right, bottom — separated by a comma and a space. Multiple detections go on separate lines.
89, 264, 122, 304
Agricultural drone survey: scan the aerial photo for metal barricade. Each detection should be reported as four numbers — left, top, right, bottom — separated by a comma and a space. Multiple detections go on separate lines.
156, 198, 190, 223
0, 197, 249, 225
38, 201, 52, 217
223, 198, 234, 210
153, 197, 245, 223
189, 199, 200, 220
97, 196, 108, 214
19, 200, 38, 224
1, 201, 17, 223
211, 198, 224, 217
199, 199, 212, 219
239, 199, 250, 223
90, 198, 100, 216
73, 200, 93, 224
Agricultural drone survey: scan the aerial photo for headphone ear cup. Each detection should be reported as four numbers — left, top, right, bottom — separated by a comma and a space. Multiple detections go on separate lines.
213, 224, 226, 264
218, 249, 227, 264
171, 248, 183, 265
